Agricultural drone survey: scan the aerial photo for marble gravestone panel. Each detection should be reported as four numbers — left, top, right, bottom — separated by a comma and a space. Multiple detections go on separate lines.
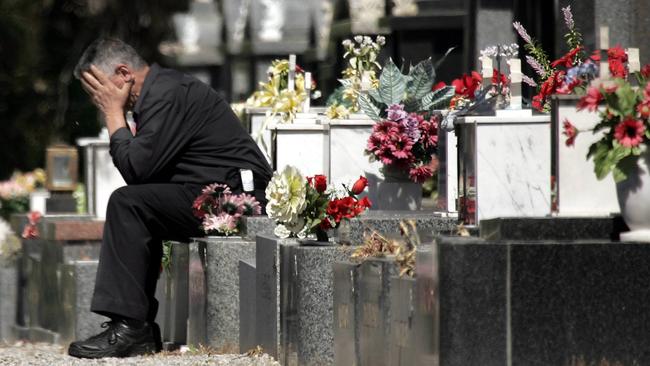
239, 260, 257, 353
246, 108, 278, 167
249, 0, 311, 55
333, 261, 360, 366
285, 245, 352, 365
436, 128, 459, 213
274, 123, 329, 177
223, 0, 251, 54
551, 96, 618, 216
241, 216, 276, 241
358, 258, 398, 366
0, 260, 17, 342
389, 276, 416, 366
76, 138, 126, 219
195, 237, 256, 351
162, 242, 189, 347
59, 260, 107, 344
327, 118, 382, 204
456, 115, 551, 225
187, 240, 207, 347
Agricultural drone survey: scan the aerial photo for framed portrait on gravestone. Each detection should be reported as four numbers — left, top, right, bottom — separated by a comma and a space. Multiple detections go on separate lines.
46, 145, 78, 192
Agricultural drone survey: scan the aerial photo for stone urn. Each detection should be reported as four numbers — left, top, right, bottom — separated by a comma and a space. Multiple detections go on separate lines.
616, 150, 650, 242
373, 165, 422, 211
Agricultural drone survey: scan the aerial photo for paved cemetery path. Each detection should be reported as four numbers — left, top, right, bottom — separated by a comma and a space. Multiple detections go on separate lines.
0, 342, 280, 366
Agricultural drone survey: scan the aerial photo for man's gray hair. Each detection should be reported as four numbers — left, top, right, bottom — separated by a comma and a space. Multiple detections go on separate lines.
73, 38, 147, 79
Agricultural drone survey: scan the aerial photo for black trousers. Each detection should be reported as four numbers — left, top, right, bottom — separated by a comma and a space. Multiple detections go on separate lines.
91, 182, 267, 322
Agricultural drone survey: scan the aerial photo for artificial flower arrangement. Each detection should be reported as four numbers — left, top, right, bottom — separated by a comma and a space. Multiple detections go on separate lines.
0, 169, 46, 220
513, 5, 629, 112
246, 59, 319, 123
265, 165, 371, 240
563, 69, 650, 182
357, 57, 455, 183
192, 183, 262, 236
326, 35, 385, 119
439, 44, 517, 112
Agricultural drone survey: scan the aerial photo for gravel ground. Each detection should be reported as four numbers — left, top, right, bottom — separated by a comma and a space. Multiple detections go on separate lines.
0, 342, 280, 366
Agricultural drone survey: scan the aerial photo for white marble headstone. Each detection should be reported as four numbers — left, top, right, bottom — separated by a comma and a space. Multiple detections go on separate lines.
274, 123, 329, 177
456, 115, 551, 224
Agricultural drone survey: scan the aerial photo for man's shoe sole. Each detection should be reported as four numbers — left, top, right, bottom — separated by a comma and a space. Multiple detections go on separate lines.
68, 341, 156, 359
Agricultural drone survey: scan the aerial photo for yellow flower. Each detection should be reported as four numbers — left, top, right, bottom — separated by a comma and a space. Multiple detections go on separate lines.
326, 104, 351, 120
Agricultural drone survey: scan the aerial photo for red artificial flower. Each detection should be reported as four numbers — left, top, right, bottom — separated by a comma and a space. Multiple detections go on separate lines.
551, 46, 582, 68
22, 224, 39, 239
432, 81, 447, 91
562, 119, 578, 147
358, 196, 372, 209
192, 194, 213, 218
451, 71, 482, 99
351, 176, 368, 194
532, 94, 544, 112
607, 46, 628, 79
409, 164, 434, 183
589, 50, 601, 63
614, 117, 646, 148
27, 211, 42, 225
313, 174, 327, 193
531, 71, 565, 111
640, 64, 650, 78
492, 69, 507, 86
608, 46, 628, 62
609, 59, 627, 78
577, 87, 603, 112
637, 100, 650, 118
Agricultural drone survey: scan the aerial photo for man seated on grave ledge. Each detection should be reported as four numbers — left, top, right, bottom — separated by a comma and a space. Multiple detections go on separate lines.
68, 37, 272, 359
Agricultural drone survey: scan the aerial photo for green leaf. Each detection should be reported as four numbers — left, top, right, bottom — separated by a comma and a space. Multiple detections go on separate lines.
420, 86, 455, 111
368, 88, 382, 104
358, 93, 382, 121
378, 58, 407, 105
407, 58, 435, 99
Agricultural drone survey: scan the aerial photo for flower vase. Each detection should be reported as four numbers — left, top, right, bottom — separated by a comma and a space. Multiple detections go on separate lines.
374, 165, 422, 210
616, 150, 650, 242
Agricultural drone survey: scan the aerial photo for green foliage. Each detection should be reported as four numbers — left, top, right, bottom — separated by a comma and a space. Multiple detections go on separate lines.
0, 197, 29, 221
358, 58, 454, 119
587, 79, 647, 182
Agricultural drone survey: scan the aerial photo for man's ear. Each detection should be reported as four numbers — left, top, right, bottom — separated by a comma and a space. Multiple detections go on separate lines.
115, 64, 134, 84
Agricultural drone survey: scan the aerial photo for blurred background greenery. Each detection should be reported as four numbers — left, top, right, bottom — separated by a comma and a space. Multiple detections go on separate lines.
0, 0, 189, 180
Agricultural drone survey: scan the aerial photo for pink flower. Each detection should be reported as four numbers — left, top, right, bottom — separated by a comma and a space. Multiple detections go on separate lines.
237, 193, 262, 216
577, 87, 603, 112
409, 164, 434, 183
366, 121, 414, 165
192, 193, 214, 218
637, 101, 650, 119
202, 183, 231, 195
203, 213, 238, 234
614, 118, 645, 148
562, 119, 578, 147
386, 104, 408, 121
419, 116, 439, 149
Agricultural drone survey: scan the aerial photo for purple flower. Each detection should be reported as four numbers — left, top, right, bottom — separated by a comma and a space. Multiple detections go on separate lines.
401, 113, 422, 144
513, 21, 532, 45
526, 56, 546, 78
562, 6, 574, 30
386, 104, 407, 121
522, 75, 538, 87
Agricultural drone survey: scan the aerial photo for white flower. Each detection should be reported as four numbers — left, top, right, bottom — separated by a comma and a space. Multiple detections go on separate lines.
265, 165, 307, 224
354, 35, 363, 44
274, 224, 291, 239
376, 36, 386, 46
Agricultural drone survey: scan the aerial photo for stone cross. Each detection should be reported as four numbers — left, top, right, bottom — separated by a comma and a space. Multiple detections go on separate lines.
598, 26, 610, 79
288, 54, 296, 91
627, 48, 640, 73
508, 58, 522, 110
480, 55, 493, 89
302, 72, 311, 113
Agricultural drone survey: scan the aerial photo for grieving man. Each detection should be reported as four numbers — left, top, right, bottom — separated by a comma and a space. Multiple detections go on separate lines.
68, 38, 272, 358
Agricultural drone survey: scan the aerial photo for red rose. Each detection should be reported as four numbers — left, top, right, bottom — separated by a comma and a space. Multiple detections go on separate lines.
358, 196, 372, 208
351, 176, 368, 194
313, 174, 327, 193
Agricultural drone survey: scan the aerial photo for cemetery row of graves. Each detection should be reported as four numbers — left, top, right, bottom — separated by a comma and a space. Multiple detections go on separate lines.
1, 8, 650, 365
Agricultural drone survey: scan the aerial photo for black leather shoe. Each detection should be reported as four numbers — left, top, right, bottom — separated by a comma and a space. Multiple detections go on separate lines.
68, 319, 156, 358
